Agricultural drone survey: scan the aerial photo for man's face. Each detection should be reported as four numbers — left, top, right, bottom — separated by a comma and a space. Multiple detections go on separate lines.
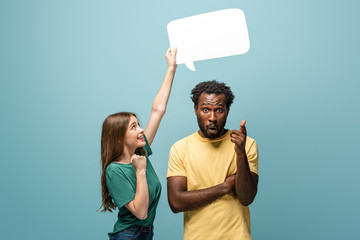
195, 93, 229, 139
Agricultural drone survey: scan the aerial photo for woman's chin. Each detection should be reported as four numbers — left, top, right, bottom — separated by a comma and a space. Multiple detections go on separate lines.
138, 140, 146, 147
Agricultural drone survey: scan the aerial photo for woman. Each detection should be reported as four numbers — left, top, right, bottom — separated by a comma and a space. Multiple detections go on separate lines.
100, 48, 177, 240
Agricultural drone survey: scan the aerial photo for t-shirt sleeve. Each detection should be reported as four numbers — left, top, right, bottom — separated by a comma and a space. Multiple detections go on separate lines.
106, 167, 135, 208
167, 144, 187, 178
143, 134, 153, 157
246, 138, 259, 175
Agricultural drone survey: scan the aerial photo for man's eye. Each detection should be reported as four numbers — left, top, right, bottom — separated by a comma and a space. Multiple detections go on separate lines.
216, 109, 223, 113
203, 109, 208, 112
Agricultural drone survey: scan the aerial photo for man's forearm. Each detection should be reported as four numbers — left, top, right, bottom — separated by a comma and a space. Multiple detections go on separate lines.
235, 151, 258, 206
167, 180, 231, 213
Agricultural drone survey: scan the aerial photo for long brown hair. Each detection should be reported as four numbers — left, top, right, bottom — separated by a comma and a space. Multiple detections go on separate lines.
99, 112, 135, 212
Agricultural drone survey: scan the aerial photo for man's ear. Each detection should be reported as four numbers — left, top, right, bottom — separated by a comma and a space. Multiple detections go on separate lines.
194, 105, 198, 116
226, 107, 230, 116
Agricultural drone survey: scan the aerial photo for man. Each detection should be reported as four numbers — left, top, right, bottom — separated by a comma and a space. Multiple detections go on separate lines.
167, 80, 259, 240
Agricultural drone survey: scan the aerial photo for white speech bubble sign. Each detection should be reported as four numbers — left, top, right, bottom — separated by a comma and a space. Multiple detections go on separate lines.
167, 8, 250, 71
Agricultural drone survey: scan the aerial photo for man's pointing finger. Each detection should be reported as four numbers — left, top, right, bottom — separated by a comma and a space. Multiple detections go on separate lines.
240, 120, 246, 134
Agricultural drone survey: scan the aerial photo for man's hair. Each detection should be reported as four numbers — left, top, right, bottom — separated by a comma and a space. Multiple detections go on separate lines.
190, 80, 235, 108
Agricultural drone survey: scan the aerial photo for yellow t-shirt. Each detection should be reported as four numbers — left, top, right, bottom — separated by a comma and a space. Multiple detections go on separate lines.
167, 130, 259, 240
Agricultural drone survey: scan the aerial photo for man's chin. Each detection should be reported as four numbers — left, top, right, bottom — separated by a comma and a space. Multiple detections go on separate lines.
205, 128, 228, 139
199, 126, 226, 139
205, 131, 221, 139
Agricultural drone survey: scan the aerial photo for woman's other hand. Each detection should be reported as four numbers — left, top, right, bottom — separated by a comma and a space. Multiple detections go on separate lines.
165, 48, 177, 69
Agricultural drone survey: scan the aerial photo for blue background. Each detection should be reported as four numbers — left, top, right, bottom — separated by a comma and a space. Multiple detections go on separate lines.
1, 0, 359, 239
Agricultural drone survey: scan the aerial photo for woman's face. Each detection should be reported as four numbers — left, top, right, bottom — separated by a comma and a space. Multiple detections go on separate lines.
124, 115, 146, 151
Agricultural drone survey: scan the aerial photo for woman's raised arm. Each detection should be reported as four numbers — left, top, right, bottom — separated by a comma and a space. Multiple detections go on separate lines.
144, 48, 177, 146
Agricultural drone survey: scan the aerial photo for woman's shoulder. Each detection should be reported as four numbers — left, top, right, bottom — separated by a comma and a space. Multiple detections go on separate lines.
105, 162, 117, 174
105, 162, 128, 176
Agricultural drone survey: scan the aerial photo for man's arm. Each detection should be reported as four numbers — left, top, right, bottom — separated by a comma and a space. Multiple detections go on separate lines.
235, 153, 258, 206
167, 175, 235, 213
230, 120, 258, 206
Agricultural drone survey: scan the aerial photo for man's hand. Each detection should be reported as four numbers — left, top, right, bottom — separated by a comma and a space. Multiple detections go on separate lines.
230, 120, 247, 155
223, 174, 236, 196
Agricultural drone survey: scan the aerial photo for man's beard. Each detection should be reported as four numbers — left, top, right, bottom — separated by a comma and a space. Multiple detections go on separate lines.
197, 115, 227, 139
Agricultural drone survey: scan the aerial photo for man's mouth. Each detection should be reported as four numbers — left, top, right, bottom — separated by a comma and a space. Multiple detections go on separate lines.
207, 125, 218, 132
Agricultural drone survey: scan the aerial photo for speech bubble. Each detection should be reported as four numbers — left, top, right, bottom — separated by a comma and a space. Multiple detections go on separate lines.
167, 8, 250, 71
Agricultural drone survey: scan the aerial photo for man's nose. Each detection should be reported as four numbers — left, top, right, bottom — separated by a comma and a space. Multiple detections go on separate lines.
209, 111, 217, 122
